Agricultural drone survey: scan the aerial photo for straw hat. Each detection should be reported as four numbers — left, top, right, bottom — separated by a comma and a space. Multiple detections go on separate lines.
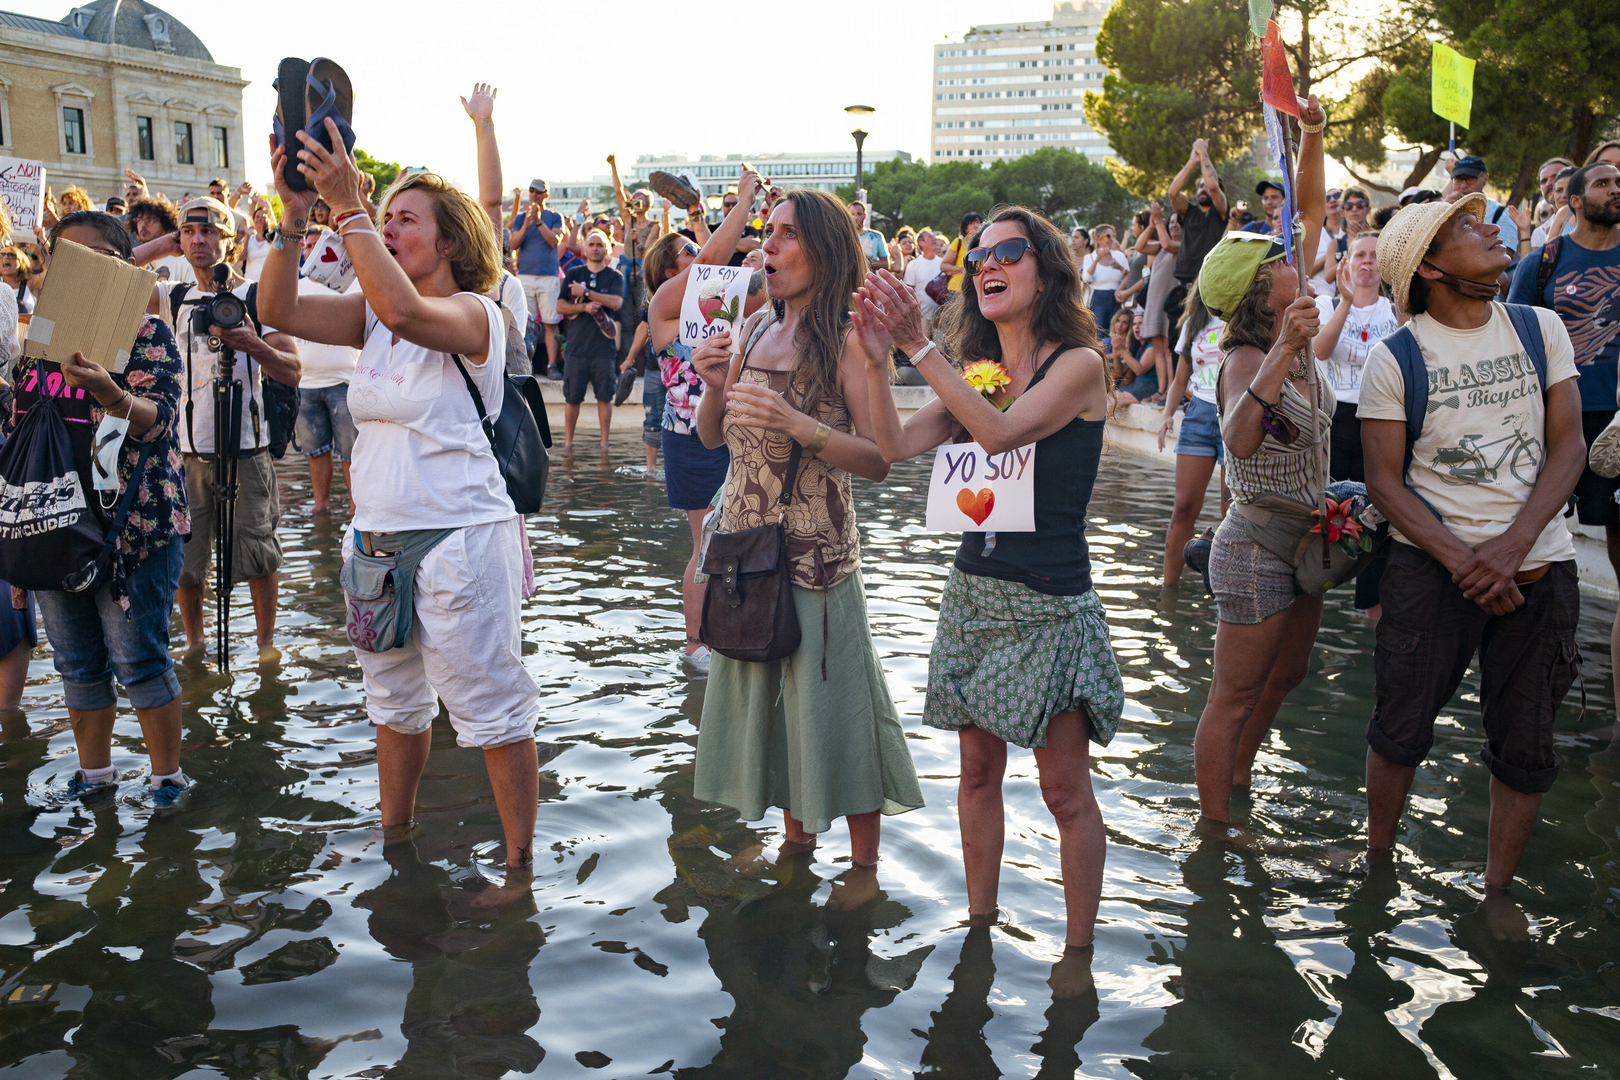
1377, 192, 1486, 317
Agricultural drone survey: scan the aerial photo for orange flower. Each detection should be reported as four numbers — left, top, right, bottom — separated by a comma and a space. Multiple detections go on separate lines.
1310, 496, 1364, 544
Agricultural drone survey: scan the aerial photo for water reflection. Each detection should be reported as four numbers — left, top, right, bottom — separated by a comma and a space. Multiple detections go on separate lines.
0, 438, 1614, 1077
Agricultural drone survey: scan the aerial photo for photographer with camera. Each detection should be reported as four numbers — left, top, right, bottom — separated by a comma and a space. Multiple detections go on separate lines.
145, 197, 300, 663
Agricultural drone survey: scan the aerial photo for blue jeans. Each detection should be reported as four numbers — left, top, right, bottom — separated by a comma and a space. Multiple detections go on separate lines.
1089, 292, 1121, 338
34, 541, 183, 711
296, 384, 357, 461
642, 370, 666, 450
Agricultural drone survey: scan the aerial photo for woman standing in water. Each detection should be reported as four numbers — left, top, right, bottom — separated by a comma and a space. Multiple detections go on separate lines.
689, 188, 922, 902
853, 206, 1121, 954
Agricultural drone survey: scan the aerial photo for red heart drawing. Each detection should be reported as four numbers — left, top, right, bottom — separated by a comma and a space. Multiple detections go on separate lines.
320, 246, 339, 263
698, 296, 722, 323
956, 487, 995, 526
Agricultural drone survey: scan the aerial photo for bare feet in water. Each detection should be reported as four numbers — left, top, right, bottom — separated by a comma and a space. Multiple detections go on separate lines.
826, 862, 879, 911
1048, 944, 1096, 1000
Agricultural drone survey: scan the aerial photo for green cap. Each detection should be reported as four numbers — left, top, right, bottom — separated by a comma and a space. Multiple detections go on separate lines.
1197, 232, 1288, 318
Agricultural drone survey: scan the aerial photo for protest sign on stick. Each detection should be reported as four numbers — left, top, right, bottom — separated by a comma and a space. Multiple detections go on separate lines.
1431, 42, 1475, 153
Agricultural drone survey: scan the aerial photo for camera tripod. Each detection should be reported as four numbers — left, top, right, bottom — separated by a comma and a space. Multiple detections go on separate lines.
211, 344, 242, 672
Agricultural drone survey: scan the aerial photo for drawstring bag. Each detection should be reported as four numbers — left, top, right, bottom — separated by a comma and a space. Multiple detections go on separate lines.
0, 385, 153, 593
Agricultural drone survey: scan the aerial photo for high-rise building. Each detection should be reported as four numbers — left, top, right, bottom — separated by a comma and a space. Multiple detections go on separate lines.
929, 0, 1114, 165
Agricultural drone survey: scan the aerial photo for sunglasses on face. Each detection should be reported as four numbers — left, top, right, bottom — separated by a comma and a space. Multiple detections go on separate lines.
964, 236, 1033, 276
1343, 200, 1369, 210
681, 243, 699, 256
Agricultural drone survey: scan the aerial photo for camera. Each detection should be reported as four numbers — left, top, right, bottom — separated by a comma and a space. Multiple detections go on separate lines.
190, 264, 245, 351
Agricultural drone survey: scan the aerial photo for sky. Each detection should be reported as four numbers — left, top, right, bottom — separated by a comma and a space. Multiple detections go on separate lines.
8, 0, 1076, 192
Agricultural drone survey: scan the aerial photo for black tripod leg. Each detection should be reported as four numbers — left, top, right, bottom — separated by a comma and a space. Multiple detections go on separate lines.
214, 368, 243, 672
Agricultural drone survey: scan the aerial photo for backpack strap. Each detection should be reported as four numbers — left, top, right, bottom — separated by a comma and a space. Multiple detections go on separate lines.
1503, 303, 1548, 390
1534, 235, 1564, 307
1385, 324, 1426, 480
1490, 204, 1507, 225
450, 354, 497, 451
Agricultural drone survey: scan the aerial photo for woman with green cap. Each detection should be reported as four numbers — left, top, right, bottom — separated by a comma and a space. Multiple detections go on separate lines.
1192, 95, 1333, 827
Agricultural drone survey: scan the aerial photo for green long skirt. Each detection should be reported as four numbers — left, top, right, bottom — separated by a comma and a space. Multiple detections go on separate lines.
694, 570, 925, 835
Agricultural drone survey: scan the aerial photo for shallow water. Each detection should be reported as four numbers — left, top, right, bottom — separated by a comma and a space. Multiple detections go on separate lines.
2, 434, 1618, 1079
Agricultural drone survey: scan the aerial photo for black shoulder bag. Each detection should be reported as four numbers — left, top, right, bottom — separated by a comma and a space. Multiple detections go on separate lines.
451, 354, 551, 514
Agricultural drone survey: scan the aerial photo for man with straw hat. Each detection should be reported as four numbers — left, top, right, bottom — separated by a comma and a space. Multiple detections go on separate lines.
1356, 192, 1585, 892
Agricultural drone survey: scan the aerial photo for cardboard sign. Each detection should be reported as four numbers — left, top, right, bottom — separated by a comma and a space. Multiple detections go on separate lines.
0, 157, 46, 234
22, 238, 157, 373
302, 230, 355, 292
1431, 42, 1475, 129
924, 441, 1036, 532
679, 263, 751, 348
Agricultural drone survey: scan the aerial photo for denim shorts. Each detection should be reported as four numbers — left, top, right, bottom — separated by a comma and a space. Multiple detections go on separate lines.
296, 384, 357, 461
642, 370, 666, 449
1175, 395, 1224, 462
34, 541, 183, 711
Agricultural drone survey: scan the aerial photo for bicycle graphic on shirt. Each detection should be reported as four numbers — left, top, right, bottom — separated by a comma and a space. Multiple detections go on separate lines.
1431, 418, 1542, 486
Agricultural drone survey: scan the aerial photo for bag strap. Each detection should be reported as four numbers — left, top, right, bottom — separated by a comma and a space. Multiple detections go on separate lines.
777, 441, 803, 509
1535, 235, 1564, 304
1503, 303, 1548, 390
450, 354, 498, 451
1386, 324, 1425, 476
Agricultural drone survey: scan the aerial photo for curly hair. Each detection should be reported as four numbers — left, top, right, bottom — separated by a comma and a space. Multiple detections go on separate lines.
937, 205, 1102, 369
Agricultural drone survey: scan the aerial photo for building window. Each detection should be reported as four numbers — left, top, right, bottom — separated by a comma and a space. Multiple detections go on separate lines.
136, 116, 154, 160
174, 121, 194, 165
63, 107, 86, 154
212, 126, 229, 168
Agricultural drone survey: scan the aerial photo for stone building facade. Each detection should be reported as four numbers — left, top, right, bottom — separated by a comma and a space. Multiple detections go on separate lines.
0, 1, 246, 204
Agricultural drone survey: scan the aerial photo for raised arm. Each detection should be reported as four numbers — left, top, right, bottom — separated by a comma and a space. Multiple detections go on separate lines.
649, 169, 763, 351
285, 121, 488, 360
608, 154, 628, 222
461, 83, 504, 231
1167, 141, 1202, 216
1198, 142, 1227, 218
257, 139, 366, 348
1294, 95, 1327, 286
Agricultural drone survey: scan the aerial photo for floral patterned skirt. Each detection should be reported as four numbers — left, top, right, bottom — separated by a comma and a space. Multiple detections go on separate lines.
922, 569, 1123, 749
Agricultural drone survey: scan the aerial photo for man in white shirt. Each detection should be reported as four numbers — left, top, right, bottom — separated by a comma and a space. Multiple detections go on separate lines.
293, 276, 360, 513
1357, 194, 1583, 892
902, 229, 944, 326
146, 198, 302, 660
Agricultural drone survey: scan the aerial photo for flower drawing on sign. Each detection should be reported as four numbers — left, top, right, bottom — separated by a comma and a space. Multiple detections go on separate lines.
698, 277, 740, 329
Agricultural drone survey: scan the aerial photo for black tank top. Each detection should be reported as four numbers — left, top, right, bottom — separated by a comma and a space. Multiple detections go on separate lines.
953, 346, 1104, 596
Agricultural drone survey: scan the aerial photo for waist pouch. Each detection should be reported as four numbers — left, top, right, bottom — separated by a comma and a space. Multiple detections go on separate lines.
1231, 489, 1375, 597
341, 527, 455, 653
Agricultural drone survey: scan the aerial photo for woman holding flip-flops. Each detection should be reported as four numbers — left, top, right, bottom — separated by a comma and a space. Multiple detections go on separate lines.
258, 78, 541, 892
853, 205, 1121, 960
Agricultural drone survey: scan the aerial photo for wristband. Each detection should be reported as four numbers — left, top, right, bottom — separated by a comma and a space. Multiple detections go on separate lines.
804, 421, 833, 457
1299, 115, 1327, 134
339, 224, 378, 239
909, 341, 939, 365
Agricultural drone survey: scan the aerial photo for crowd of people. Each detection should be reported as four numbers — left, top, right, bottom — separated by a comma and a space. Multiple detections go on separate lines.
0, 70, 1612, 959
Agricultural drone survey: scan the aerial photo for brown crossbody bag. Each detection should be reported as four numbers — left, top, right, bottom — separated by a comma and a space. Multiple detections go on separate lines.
698, 441, 804, 663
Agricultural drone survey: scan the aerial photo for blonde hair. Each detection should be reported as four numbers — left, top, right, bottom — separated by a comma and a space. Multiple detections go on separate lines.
377, 171, 501, 295
59, 186, 92, 215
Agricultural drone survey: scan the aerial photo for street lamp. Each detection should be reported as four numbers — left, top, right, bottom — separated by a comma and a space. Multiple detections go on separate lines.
846, 104, 875, 204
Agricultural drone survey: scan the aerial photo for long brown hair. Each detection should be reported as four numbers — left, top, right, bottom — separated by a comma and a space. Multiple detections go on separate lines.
643, 231, 688, 295
939, 205, 1101, 368
777, 188, 865, 419
1219, 261, 1284, 352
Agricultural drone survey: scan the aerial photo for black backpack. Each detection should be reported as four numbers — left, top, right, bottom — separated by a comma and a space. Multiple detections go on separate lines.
170, 281, 301, 459
451, 357, 551, 514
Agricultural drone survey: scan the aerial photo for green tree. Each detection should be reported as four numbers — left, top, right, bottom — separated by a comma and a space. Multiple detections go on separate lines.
835, 150, 1136, 235
353, 148, 401, 203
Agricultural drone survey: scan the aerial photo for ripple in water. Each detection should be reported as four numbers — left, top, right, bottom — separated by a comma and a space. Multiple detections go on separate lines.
0, 437, 1617, 1078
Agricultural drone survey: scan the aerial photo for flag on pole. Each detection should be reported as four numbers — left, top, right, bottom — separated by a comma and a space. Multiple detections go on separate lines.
1260, 20, 1300, 117
1248, 0, 1273, 39
1262, 104, 1296, 265
1431, 42, 1475, 129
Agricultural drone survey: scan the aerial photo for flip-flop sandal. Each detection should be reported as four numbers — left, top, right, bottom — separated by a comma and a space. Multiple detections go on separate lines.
648, 170, 701, 210
304, 57, 357, 157
613, 366, 637, 406
273, 57, 311, 191
1183, 527, 1215, 597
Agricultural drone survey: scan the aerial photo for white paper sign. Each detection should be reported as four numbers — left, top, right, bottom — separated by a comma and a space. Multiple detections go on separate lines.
679, 263, 751, 348
0, 157, 46, 234
302, 230, 355, 292
924, 441, 1037, 532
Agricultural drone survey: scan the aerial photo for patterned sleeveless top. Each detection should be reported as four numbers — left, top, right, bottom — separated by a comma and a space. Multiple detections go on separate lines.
1220, 358, 1335, 508
718, 314, 860, 589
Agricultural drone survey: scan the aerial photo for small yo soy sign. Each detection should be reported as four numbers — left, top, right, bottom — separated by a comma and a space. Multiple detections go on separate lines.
678, 264, 751, 348
924, 441, 1036, 532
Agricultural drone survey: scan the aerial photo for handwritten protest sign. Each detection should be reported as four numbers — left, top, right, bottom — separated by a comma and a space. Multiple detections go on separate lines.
0, 157, 46, 234
679, 263, 751, 349
924, 441, 1036, 532
1431, 42, 1475, 129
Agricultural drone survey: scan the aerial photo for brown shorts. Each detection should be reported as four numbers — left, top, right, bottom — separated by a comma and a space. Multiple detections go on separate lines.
1367, 542, 1581, 794
180, 452, 283, 588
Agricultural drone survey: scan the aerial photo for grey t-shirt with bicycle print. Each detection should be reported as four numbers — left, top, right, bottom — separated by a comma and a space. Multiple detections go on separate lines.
1358, 304, 1577, 569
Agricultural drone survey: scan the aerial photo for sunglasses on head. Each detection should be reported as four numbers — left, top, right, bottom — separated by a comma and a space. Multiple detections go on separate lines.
963, 236, 1033, 276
